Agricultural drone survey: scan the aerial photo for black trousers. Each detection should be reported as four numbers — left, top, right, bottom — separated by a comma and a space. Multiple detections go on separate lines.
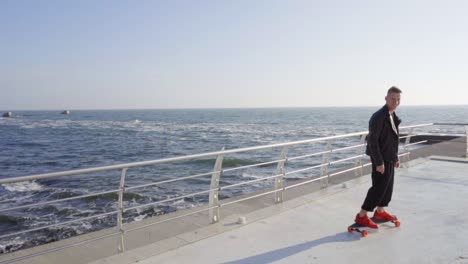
361, 159, 395, 212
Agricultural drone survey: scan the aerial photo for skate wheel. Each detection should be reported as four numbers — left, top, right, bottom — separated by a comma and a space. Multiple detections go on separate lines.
361, 230, 368, 237
394, 221, 401, 227
347, 227, 352, 233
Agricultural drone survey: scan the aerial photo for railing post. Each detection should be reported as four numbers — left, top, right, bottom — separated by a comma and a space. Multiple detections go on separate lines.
320, 140, 333, 188
209, 151, 224, 223
403, 128, 414, 166
354, 135, 367, 177
274, 147, 288, 204
465, 125, 468, 158
117, 168, 128, 253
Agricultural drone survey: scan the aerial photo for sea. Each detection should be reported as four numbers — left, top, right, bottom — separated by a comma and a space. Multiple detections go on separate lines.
1, 106, 467, 253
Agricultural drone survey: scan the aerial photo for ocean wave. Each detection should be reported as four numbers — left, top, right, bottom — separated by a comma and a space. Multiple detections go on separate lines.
133, 214, 146, 222
47, 189, 83, 199
2, 181, 44, 192
241, 172, 264, 179
83, 192, 146, 203
0, 225, 80, 254
0, 237, 24, 254
0, 214, 17, 224
26, 205, 83, 218
0, 209, 123, 254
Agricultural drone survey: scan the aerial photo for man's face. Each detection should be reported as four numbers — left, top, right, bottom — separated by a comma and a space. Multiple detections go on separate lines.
385, 92, 401, 112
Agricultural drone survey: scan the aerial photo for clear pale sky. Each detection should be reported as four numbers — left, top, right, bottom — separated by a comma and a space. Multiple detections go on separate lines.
1, 0, 467, 110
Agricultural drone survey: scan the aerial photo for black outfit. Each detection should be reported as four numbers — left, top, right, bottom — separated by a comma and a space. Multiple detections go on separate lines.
362, 105, 401, 212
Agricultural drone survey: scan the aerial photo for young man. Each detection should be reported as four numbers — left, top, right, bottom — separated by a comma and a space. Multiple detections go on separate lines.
355, 86, 402, 228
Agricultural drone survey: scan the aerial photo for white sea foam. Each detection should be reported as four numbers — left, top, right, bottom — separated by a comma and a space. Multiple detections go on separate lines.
79, 221, 93, 230
2, 181, 44, 192
0, 237, 24, 254
134, 214, 146, 222
173, 202, 196, 210
241, 172, 263, 179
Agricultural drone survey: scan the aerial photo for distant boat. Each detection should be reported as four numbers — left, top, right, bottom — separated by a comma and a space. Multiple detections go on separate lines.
61, 110, 70, 115
2, 112, 13, 118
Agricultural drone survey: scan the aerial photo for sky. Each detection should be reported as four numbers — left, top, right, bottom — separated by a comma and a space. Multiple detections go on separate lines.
1, 0, 467, 110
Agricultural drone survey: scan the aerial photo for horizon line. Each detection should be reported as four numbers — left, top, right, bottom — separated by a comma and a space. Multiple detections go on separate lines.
2, 104, 468, 112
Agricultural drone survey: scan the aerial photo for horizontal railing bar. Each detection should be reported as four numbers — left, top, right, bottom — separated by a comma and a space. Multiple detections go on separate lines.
332, 144, 366, 153
410, 133, 467, 137
127, 159, 288, 191
0, 189, 119, 213
329, 154, 366, 165
329, 164, 365, 177
284, 163, 328, 175
398, 152, 411, 158
284, 175, 329, 190
0, 211, 118, 239
286, 144, 364, 164
124, 206, 217, 234
361, 162, 372, 168
287, 153, 410, 183
404, 140, 428, 147
0, 232, 120, 264
0, 132, 372, 185
399, 134, 418, 139
223, 159, 285, 173
221, 189, 280, 207
433, 122, 468, 126
400, 123, 434, 129
286, 162, 374, 190
125, 171, 218, 191
286, 163, 372, 190
123, 188, 216, 212
0, 123, 436, 185
287, 150, 332, 161
220, 173, 281, 190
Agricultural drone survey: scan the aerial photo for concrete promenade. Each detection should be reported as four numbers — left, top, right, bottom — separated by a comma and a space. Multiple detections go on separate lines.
94, 155, 468, 264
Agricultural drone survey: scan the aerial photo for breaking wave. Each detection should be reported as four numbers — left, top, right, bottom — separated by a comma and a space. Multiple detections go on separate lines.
2, 181, 44, 192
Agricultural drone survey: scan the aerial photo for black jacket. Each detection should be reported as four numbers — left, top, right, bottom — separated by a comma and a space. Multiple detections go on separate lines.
365, 105, 401, 165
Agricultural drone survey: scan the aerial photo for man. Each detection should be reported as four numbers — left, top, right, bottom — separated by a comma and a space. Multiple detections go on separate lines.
355, 86, 402, 228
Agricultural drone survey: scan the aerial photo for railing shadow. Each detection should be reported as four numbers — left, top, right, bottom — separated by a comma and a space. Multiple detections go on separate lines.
222, 232, 360, 264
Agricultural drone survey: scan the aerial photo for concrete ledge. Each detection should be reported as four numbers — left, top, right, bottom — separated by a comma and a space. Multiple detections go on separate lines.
429, 155, 468, 163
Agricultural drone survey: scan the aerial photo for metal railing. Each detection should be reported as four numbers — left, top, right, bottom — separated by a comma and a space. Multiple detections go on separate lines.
0, 122, 467, 263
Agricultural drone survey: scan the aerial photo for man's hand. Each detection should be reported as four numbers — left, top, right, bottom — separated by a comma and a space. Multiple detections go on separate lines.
376, 164, 385, 174
395, 160, 400, 168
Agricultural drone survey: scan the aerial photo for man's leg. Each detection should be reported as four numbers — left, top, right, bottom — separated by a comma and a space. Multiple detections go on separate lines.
375, 161, 396, 219
378, 161, 395, 209
361, 160, 395, 211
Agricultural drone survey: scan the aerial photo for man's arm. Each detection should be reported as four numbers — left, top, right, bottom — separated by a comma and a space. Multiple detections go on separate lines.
367, 113, 384, 167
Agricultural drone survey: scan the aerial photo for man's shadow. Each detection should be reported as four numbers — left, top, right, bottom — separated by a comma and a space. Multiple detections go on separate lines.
223, 232, 361, 264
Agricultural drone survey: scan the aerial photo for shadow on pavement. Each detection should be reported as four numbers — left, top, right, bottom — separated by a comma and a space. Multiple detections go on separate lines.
223, 232, 360, 264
